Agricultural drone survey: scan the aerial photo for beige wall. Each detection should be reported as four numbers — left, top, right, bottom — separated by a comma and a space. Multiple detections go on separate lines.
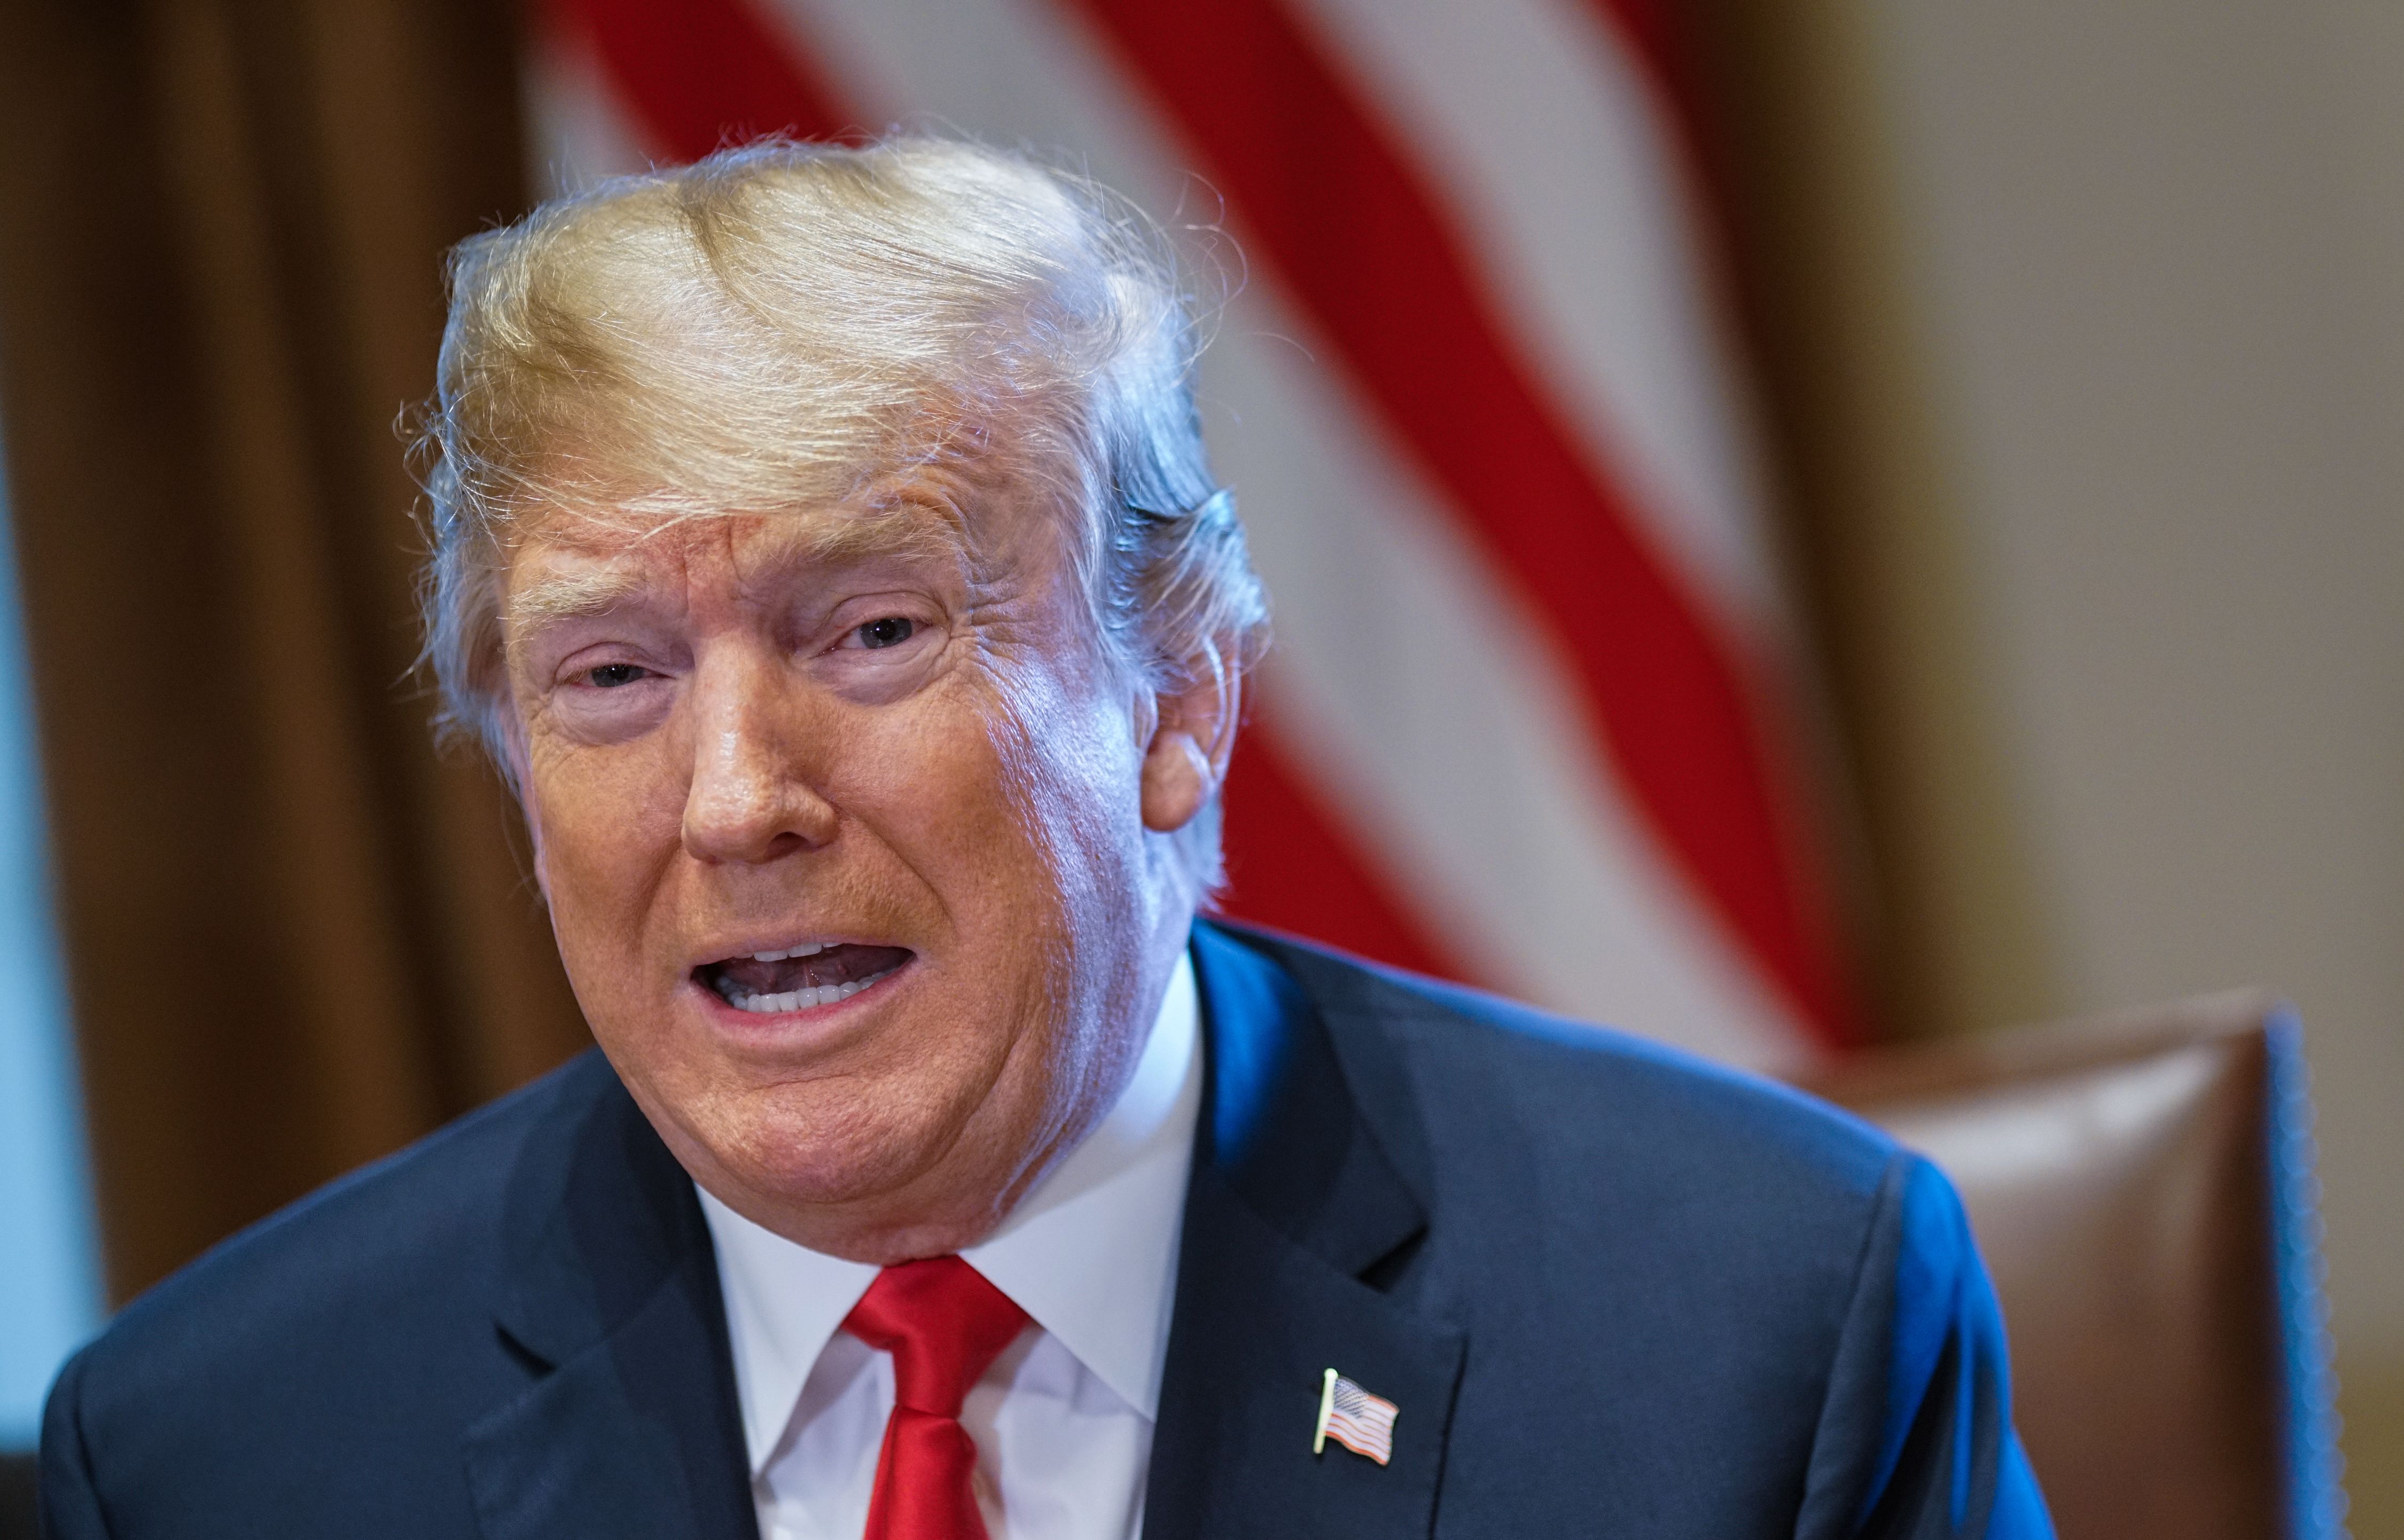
1716, 0, 2404, 1528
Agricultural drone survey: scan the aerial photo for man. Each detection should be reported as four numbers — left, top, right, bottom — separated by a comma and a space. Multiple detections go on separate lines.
40, 138, 2050, 1538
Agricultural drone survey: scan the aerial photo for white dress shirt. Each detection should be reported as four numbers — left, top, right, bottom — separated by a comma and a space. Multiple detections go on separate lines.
698, 952, 1201, 1540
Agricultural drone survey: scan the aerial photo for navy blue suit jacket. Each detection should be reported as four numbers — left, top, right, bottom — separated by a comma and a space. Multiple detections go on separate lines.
42, 923, 2052, 1537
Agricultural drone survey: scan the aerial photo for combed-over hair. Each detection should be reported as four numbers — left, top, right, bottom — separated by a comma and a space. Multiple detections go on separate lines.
415, 136, 1268, 890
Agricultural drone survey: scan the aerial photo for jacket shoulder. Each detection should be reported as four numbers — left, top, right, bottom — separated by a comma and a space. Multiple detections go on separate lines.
1232, 925, 1900, 1209
54, 1050, 618, 1440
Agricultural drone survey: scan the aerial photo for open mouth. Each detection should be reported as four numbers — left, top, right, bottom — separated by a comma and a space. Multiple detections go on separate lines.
697, 942, 914, 1014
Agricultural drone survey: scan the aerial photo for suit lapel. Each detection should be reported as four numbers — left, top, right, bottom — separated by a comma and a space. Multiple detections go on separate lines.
463, 1056, 756, 1540
1144, 926, 1466, 1540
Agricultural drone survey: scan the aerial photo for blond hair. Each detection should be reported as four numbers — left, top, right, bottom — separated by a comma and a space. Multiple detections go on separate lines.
415, 137, 1268, 888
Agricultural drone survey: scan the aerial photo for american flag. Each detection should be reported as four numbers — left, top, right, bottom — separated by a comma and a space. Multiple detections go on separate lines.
1318, 1371, 1399, 1466
524, 0, 1859, 1068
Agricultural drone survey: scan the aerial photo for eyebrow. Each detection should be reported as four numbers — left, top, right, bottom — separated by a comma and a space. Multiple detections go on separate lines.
789, 504, 970, 571
507, 568, 646, 631
503, 505, 975, 638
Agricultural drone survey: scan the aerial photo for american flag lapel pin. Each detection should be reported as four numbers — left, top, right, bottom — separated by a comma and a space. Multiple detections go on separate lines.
1312, 1367, 1399, 1466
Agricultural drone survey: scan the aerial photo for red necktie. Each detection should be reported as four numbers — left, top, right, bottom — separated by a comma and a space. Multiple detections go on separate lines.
843, 1256, 1032, 1540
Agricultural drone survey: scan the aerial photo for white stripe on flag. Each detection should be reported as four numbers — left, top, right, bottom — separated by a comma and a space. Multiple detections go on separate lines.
522, 19, 654, 189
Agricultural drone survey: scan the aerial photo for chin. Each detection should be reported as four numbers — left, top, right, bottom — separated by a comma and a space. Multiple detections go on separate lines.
711, 1081, 973, 1214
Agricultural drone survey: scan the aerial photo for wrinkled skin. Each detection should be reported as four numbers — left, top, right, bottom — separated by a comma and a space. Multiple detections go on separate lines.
500, 463, 1235, 1262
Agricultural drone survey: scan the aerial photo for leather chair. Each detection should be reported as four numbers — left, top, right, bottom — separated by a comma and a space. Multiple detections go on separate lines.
0, 1451, 30, 1540
1801, 992, 2347, 1539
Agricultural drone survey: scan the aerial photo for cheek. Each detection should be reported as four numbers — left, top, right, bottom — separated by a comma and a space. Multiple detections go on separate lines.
979, 671, 1150, 912
524, 736, 689, 948
839, 688, 1064, 919
840, 664, 1141, 949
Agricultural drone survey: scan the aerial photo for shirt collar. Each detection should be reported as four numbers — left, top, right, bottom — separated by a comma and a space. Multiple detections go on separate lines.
697, 948, 1203, 1475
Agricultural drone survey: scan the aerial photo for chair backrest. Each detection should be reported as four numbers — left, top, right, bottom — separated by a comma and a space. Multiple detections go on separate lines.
0, 1451, 30, 1540
1800, 992, 2345, 1540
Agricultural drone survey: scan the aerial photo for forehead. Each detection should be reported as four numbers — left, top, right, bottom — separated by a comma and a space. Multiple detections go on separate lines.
501, 466, 1065, 628
504, 507, 938, 622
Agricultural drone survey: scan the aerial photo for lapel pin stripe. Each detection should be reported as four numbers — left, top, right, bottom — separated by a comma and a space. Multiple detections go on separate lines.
1313, 1368, 1399, 1466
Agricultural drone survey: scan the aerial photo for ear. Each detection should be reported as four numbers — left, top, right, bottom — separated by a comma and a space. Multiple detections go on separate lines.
1140, 644, 1242, 835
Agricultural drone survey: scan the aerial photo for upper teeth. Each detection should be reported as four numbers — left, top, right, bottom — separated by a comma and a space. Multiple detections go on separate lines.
749, 942, 830, 961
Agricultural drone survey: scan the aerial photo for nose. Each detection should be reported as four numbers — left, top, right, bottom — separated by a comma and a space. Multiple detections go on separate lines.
680, 650, 840, 864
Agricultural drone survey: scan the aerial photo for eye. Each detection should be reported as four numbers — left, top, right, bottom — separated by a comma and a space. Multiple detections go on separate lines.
584, 662, 651, 688
855, 616, 915, 650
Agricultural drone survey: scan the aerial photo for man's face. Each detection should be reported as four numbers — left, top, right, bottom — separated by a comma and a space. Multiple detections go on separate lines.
502, 460, 1195, 1260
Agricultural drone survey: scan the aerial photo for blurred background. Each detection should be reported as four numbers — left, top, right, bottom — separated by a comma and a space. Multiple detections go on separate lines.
0, 0, 2395, 1531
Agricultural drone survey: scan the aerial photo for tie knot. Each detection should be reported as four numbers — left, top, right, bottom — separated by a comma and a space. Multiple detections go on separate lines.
844, 1257, 1031, 1417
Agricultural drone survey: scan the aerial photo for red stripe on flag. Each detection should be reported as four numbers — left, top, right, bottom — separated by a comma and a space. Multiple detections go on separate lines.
543, 0, 855, 161
1061, 0, 1855, 1044
1215, 721, 1463, 985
